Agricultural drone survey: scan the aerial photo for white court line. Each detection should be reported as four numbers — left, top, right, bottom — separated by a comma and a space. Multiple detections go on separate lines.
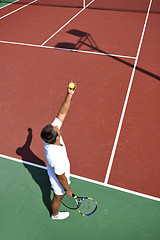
0, 0, 38, 20
0, 153, 160, 202
104, 0, 153, 185
0, 40, 136, 59
54, 46, 136, 59
41, 0, 95, 46
0, 0, 20, 9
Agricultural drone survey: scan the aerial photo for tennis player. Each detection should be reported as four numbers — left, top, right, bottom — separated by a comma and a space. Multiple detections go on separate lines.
40, 85, 76, 220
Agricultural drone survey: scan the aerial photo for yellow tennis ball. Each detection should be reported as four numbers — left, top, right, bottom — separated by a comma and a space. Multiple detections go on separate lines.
68, 82, 75, 89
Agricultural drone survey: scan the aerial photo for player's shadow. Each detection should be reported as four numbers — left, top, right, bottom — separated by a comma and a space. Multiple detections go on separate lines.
16, 128, 52, 216
54, 29, 160, 81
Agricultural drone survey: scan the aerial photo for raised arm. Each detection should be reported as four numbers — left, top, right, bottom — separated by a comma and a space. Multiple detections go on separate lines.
56, 85, 76, 123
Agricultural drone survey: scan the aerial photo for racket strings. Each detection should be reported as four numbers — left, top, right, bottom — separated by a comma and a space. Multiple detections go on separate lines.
61, 195, 77, 209
78, 198, 97, 215
61, 194, 98, 216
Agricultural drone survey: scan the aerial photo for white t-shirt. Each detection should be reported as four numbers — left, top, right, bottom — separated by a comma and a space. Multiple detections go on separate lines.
43, 118, 70, 184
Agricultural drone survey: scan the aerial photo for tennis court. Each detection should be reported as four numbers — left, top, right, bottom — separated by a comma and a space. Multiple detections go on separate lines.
0, 0, 160, 239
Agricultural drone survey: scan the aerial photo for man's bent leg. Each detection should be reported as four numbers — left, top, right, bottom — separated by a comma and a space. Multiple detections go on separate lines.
51, 193, 64, 216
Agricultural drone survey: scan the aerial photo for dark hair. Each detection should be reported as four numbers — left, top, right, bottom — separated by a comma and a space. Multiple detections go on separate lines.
40, 124, 58, 144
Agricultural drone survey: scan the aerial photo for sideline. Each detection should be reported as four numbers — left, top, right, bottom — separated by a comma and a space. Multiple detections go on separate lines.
104, 0, 153, 184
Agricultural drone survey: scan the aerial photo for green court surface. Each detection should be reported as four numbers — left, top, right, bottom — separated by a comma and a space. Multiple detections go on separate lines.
0, 0, 16, 8
0, 156, 160, 240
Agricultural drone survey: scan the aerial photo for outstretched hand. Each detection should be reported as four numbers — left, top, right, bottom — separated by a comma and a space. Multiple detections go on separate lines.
67, 83, 76, 95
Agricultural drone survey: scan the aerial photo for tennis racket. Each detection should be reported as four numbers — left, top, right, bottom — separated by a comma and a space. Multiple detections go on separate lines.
61, 193, 98, 216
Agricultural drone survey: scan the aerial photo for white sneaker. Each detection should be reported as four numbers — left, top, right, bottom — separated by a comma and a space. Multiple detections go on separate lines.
51, 212, 70, 220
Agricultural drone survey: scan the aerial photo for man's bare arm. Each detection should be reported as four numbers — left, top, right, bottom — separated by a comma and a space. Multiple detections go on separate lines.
56, 86, 75, 123
56, 173, 72, 196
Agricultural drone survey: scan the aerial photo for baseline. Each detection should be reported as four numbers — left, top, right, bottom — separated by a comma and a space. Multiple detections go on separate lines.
1, 155, 160, 240
1, 153, 159, 202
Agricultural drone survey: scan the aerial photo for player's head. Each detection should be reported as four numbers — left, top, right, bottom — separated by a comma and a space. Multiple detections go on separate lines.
40, 124, 58, 144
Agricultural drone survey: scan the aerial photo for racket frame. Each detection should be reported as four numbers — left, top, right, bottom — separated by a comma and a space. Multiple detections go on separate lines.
72, 194, 98, 216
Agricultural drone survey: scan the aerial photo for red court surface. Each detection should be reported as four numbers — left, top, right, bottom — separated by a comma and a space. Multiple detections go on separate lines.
0, 43, 134, 181
0, 2, 79, 44
45, 0, 160, 57
0, 0, 160, 200
45, 9, 146, 57
108, 11, 160, 198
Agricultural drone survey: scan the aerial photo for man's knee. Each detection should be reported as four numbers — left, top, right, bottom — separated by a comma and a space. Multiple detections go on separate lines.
54, 194, 64, 202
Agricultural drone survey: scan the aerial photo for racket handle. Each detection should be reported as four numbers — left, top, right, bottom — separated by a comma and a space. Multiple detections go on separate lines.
72, 193, 75, 197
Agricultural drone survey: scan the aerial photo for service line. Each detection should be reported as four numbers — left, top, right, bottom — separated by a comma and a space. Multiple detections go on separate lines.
0, 39, 136, 59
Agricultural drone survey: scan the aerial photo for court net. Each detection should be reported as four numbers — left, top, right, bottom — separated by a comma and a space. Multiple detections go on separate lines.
0, 0, 86, 8
1, 0, 159, 13
86, 0, 159, 14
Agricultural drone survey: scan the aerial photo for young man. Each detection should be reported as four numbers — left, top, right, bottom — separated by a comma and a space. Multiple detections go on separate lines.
41, 85, 76, 220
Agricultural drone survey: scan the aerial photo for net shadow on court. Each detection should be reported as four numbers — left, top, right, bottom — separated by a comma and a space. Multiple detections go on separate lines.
54, 29, 160, 81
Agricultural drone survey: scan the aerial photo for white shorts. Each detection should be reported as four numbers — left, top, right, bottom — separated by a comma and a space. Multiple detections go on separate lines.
47, 164, 71, 195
